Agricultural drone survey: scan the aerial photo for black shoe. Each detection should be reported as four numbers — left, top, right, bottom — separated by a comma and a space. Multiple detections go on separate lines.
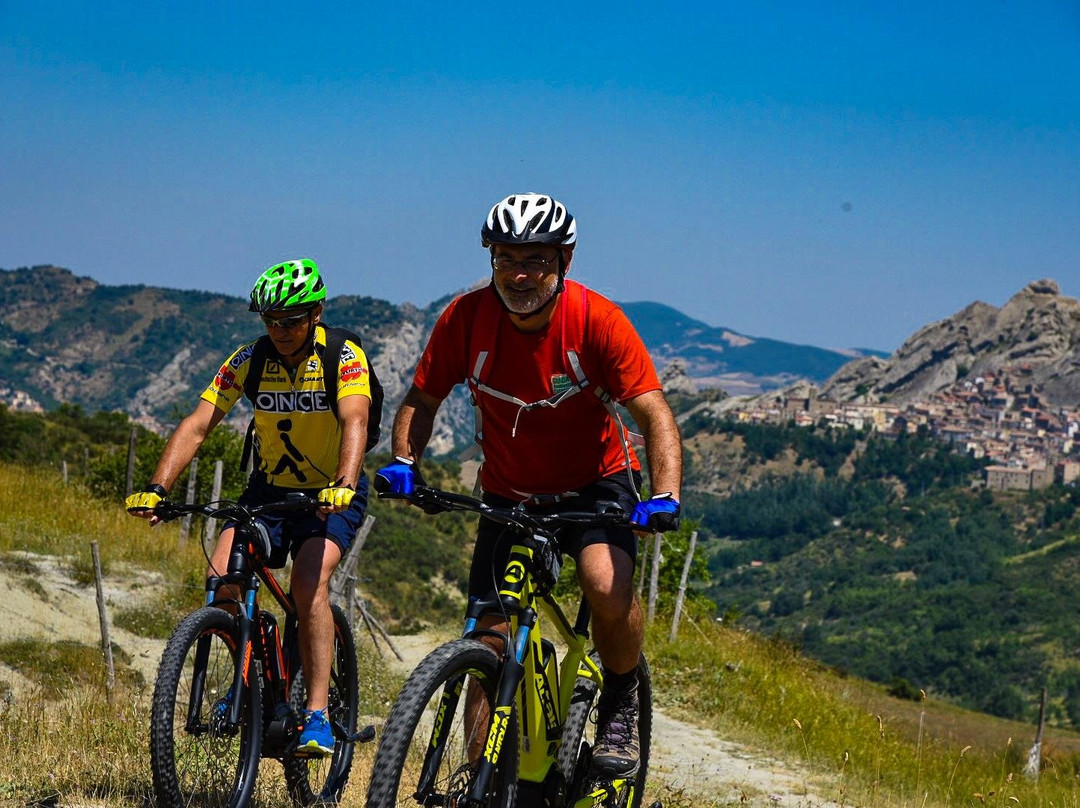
592, 680, 640, 778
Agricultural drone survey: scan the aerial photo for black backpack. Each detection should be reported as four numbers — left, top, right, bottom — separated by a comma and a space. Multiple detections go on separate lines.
239, 326, 384, 471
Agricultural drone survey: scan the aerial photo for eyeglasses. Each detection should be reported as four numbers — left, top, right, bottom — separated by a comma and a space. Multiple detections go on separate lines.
261, 311, 311, 330
491, 254, 557, 274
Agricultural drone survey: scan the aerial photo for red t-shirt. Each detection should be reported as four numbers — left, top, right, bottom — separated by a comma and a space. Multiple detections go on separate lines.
414, 282, 661, 499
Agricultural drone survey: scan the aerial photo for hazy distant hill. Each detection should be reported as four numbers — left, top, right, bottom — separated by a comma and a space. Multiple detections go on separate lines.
0, 265, 879, 443
620, 300, 886, 396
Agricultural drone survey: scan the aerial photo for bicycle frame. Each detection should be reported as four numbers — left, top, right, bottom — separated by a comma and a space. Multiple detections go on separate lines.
421, 536, 634, 808
196, 526, 299, 741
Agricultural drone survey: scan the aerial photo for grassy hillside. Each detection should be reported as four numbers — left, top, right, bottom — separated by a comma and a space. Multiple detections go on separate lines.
685, 418, 1080, 728
3, 457, 1080, 806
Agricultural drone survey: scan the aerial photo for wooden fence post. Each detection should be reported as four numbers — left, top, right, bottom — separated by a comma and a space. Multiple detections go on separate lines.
179, 457, 199, 550
1025, 686, 1049, 782
647, 532, 662, 623
124, 427, 138, 496
203, 460, 224, 546
91, 541, 116, 705
62, 460, 69, 485
669, 530, 698, 641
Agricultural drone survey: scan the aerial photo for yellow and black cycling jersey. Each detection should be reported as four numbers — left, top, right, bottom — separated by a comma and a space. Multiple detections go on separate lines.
201, 324, 372, 489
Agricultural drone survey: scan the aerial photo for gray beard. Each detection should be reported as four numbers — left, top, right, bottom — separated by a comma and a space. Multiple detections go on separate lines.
495, 283, 556, 315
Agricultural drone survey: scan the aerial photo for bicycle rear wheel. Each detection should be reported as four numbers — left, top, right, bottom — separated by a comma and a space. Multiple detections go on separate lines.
283, 603, 360, 806
557, 652, 652, 808
150, 607, 263, 808
366, 638, 518, 808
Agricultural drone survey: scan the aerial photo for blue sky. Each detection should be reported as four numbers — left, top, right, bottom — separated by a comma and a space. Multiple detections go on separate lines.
2, 2, 1078, 351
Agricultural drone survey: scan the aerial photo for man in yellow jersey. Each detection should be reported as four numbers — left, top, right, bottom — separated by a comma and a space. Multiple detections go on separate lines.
126, 259, 373, 757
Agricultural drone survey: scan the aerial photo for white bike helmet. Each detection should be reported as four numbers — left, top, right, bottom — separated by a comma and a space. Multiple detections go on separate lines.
481, 193, 577, 248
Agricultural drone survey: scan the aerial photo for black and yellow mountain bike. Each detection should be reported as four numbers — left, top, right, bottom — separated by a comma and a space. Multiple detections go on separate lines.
366, 483, 653, 808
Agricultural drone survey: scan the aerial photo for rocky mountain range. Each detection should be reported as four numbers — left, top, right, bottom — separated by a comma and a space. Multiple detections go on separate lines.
0, 265, 881, 452
821, 279, 1080, 408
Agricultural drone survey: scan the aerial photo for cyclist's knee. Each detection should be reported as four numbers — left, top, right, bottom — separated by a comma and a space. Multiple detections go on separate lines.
474, 614, 510, 655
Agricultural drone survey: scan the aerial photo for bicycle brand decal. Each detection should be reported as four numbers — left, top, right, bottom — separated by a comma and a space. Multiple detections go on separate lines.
483, 705, 513, 763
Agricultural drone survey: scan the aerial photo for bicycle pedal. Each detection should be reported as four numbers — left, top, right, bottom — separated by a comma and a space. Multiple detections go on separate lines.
345, 723, 376, 743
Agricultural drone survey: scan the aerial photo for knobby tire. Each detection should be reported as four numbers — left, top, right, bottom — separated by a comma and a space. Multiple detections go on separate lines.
365, 639, 518, 808
150, 606, 262, 808
283, 602, 360, 806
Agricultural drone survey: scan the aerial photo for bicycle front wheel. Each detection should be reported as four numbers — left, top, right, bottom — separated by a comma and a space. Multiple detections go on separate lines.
150, 606, 263, 808
366, 638, 518, 808
284, 603, 360, 806
557, 652, 652, 808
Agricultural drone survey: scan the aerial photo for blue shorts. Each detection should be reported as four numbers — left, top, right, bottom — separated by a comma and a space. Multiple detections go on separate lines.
225, 473, 370, 568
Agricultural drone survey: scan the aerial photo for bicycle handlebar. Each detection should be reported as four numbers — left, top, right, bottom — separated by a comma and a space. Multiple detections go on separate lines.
380, 484, 629, 537
151, 493, 319, 524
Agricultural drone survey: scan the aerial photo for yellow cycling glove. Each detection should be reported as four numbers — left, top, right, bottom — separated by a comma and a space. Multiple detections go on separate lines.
125, 484, 168, 513
318, 482, 355, 510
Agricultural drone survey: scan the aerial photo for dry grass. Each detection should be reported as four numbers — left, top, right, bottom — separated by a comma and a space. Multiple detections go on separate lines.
0, 462, 208, 582
649, 615, 1080, 807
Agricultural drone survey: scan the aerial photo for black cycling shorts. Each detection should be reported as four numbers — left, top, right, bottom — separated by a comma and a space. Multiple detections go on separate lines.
468, 471, 641, 600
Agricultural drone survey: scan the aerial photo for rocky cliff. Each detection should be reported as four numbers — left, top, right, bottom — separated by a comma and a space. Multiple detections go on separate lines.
822, 279, 1080, 407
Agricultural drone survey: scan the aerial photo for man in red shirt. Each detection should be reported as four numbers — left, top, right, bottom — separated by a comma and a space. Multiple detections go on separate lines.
377, 193, 682, 779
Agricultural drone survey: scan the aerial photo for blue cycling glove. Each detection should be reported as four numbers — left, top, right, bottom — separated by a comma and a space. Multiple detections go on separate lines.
374, 457, 421, 496
631, 493, 681, 532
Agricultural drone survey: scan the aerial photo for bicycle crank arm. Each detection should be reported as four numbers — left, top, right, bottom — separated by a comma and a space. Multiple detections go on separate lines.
336, 720, 376, 744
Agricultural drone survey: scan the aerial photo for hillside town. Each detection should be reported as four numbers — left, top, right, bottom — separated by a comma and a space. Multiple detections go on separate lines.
729, 365, 1080, 491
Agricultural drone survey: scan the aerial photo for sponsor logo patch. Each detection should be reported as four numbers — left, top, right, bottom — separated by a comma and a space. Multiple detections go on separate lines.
551, 374, 572, 395
340, 362, 368, 381
214, 365, 237, 391
340, 344, 357, 363
254, 391, 331, 414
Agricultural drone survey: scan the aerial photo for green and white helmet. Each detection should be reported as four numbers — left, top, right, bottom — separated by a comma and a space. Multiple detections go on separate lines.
248, 259, 327, 313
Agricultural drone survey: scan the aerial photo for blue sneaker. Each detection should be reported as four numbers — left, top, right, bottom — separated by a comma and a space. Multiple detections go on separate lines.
297, 709, 335, 758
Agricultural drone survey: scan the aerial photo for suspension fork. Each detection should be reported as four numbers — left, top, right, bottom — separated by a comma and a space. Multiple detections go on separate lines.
226, 584, 260, 728
466, 606, 535, 805
205, 562, 262, 732
415, 673, 469, 799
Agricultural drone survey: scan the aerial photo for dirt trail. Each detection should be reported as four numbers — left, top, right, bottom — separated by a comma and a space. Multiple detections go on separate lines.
0, 557, 836, 807
378, 631, 837, 808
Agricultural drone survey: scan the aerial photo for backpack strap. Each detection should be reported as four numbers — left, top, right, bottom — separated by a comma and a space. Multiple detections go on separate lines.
239, 336, 274, 473
559, 282, 644, 501
321, 325, 346, 421
462, 282, 643, 499
242, 335, 274, 406
319, 325, 385, 452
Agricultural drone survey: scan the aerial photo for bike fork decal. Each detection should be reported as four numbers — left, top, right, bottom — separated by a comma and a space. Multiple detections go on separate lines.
482, 705, 512, 764
429, 679, 463, 751
241, 640, 253, 686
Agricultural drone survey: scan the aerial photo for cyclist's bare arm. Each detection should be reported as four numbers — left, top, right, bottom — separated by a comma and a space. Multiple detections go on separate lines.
625, 389, 683, 501
332, 392, 370, 489
130, 400, 227, 521
391, 384, 443, 461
